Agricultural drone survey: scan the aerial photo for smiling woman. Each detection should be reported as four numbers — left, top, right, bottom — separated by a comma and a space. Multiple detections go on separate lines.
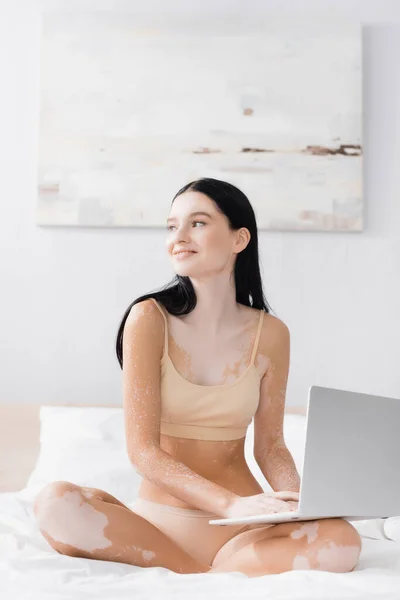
33, 177, 361, 576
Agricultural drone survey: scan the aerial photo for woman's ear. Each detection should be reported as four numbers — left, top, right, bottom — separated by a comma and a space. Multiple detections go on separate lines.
234, 227, 251, 254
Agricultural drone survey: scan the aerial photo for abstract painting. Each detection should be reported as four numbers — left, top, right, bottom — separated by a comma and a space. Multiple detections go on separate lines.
37, 14, 362, 231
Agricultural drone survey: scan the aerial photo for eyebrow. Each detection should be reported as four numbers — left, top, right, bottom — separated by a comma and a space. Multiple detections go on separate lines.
166, 211, 213, 224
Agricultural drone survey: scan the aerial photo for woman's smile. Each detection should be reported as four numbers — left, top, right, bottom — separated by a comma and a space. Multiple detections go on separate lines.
173, 251, 198, 260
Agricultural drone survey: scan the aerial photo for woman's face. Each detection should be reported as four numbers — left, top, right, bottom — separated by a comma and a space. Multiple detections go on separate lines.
165, 190, 240, 278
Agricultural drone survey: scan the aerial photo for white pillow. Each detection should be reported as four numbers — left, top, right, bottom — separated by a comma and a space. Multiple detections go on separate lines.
23, 407, 306, 505
24, 406, 141, 506
384, 516, 400, 541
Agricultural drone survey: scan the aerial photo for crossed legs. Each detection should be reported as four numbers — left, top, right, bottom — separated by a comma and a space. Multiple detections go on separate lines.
33, 481, 362, 578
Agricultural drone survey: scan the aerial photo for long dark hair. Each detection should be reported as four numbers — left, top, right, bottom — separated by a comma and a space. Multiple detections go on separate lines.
115, 177, 274, 368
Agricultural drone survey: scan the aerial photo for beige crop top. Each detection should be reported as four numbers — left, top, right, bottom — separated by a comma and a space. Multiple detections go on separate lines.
151, 298, 265, 441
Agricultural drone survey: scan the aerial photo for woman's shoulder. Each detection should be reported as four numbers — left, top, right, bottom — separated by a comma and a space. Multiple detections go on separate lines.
125, 298, 165, 328
123, 299, 166, 361
242, 305, 289, 335
258, 311, 290, 355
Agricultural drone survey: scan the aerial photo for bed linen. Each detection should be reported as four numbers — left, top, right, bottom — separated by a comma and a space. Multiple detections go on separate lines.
1, 407, 400, 599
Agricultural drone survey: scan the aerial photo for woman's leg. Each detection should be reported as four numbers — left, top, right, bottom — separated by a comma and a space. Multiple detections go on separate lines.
33, 480, 210, 574
210, 518, 362, 577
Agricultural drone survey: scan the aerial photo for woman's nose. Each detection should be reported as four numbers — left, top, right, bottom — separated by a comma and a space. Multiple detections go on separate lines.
172, 226, 191, 243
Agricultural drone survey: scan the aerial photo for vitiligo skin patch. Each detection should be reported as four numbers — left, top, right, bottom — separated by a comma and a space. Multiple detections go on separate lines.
292, 554, 311, 569
35, 489, 113, 553
292, 541, 361, 573
290, 522, 320, 544
289, 520, 362, 573
316, 542, 362, 572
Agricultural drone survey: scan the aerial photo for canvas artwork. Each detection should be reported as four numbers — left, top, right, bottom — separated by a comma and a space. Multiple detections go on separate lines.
37, 14, 362, 231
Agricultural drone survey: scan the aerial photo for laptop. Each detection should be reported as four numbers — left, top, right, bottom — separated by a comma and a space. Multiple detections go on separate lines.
209, 385, 400, 527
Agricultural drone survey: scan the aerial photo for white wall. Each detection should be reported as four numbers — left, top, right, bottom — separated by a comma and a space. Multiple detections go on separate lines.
0, 0, 399, 407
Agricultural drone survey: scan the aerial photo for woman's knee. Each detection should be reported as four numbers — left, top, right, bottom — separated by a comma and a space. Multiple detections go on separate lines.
33, 481, 82, 555
34, 481, 79, 519
33, 480, 113, 557
320, 518, 362, 548
313, 518, 362, 573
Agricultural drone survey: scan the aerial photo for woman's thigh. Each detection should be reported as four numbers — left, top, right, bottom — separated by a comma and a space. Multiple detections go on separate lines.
33, 481, 210, 574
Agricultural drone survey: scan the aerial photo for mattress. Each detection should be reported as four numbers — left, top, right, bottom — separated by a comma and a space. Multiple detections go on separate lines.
1, 405, 399, 599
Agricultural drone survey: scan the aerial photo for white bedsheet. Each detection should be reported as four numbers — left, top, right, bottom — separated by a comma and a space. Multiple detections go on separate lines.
2, 489, 400, 600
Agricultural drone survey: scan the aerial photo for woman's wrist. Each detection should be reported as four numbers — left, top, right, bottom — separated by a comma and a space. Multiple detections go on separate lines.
218, 492, 241, 518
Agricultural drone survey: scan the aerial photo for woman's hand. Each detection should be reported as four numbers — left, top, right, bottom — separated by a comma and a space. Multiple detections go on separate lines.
225, 491, 300, 518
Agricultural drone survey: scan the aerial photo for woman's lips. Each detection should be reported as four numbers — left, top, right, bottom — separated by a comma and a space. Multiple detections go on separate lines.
173, 251, 197, 260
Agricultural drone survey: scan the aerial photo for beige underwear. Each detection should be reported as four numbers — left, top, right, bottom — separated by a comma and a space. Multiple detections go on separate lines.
130, 497, 265, 567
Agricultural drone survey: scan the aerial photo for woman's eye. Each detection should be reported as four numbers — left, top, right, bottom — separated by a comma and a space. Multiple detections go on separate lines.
166, 221, 205, 231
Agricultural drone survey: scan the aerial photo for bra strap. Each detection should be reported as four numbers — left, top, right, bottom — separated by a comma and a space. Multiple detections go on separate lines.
250, 310, 264, 364
151, 298, 169, 355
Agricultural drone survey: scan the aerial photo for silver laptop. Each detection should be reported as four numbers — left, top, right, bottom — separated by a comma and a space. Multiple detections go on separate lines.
210, 385, 400, 527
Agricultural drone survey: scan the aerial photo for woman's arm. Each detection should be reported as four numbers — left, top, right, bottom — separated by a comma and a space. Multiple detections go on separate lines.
122, 299, 238, 517
253, 318, 301, 493
130, 447, 237, 516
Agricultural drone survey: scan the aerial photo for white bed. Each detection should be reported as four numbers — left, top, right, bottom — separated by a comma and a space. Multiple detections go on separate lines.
1, 403, 400, 599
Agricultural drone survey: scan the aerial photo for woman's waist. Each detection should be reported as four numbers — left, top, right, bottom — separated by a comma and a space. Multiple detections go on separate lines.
137, 462, 264, 509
